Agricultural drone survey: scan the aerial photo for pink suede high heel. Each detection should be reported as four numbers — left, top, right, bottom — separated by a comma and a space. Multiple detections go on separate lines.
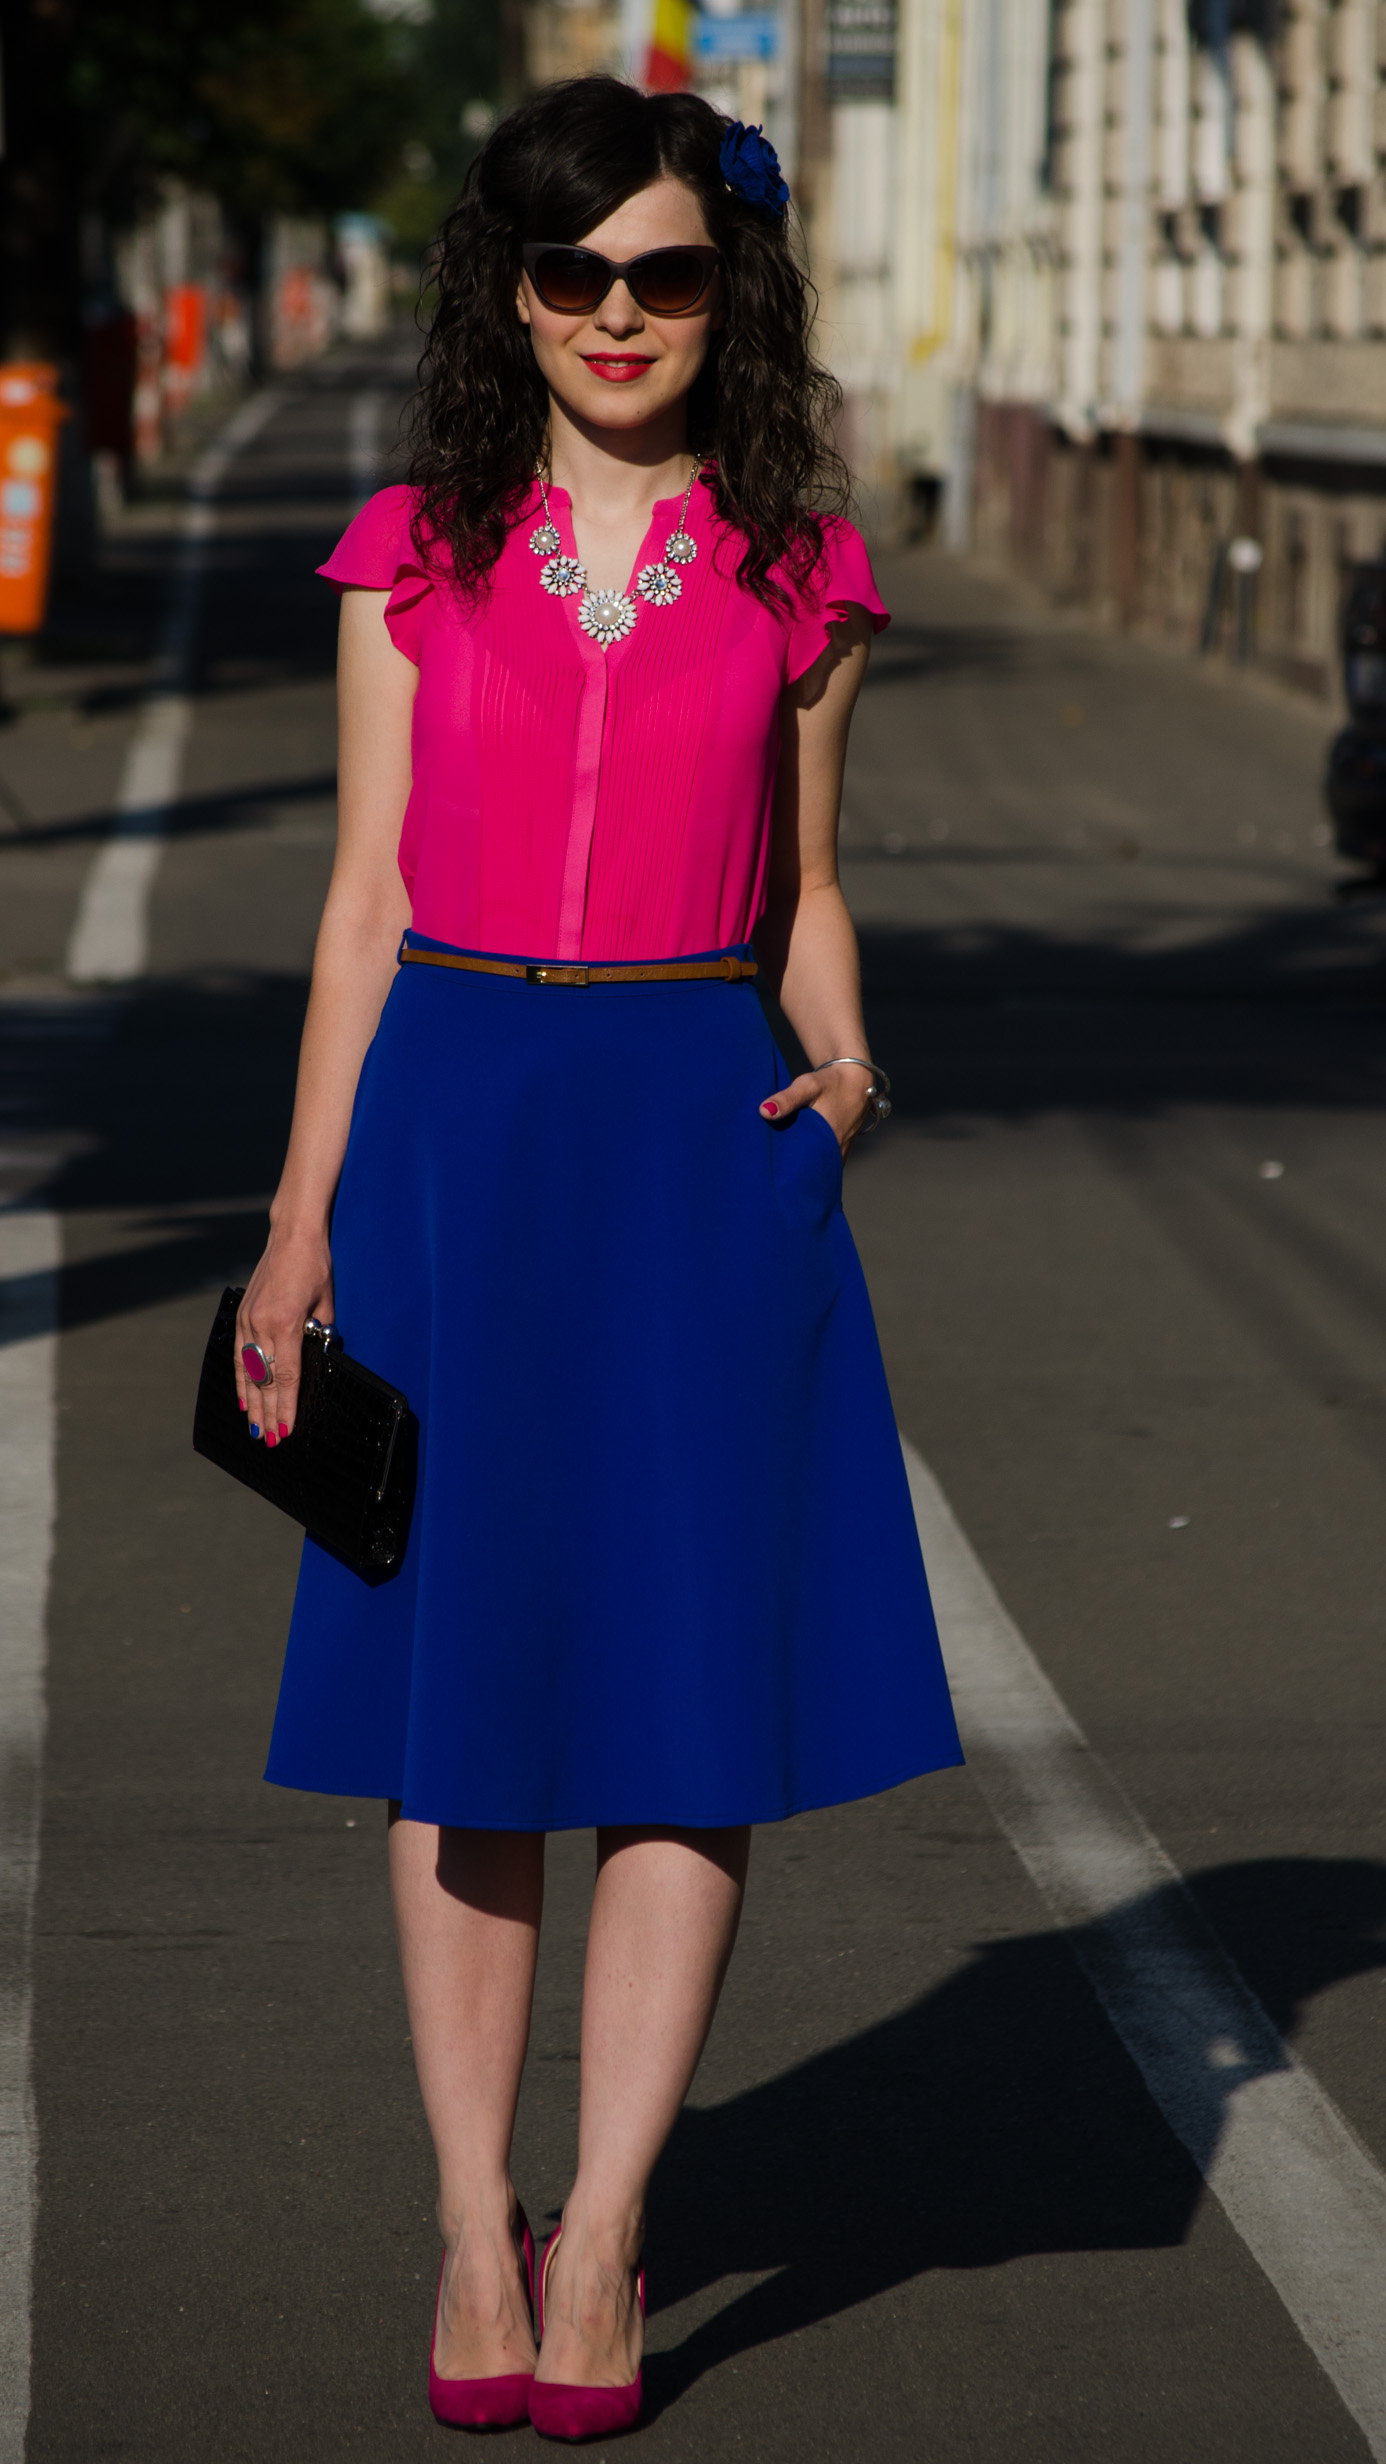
528, 2224, 645, 2442
428, 2206, 536, 2430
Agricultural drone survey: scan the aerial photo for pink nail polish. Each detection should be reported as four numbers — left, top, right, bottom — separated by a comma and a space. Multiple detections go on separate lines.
238, 1397, 246, 1412
278, 1422, 289, 1437
763, 1100, 779, 1117
265, 1431, 277, 1448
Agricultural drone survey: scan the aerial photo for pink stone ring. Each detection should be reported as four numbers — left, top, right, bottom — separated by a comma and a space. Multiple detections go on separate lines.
241, 1341, 275, 1386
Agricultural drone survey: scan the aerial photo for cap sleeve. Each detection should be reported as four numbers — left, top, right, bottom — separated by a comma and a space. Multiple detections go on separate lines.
316, 483, 433, 666
785, 516, 890, 684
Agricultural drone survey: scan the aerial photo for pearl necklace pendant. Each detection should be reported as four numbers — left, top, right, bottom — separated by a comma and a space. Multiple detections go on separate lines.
665, 529, 697, 566
578, 589, 638, 648
529, 519, 562, 556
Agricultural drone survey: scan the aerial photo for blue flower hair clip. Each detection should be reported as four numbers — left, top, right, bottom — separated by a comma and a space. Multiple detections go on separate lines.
719, 122, 790, 219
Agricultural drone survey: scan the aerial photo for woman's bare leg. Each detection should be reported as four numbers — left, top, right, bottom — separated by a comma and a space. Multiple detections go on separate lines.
535, 1825, 750, 2388
388, 1812, 545, 2377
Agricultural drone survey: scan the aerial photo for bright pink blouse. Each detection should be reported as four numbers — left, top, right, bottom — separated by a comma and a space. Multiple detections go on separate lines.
318, 477, 888, 962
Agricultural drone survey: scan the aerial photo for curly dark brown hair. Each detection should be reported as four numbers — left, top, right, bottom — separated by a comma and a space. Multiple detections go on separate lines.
406, 77, 848, 608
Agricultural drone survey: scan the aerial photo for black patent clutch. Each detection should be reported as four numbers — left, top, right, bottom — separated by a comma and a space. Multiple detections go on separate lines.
192, 1287, 416, 1572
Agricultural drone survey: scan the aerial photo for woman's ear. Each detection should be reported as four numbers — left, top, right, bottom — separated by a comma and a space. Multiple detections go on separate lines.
516, 276, 532, 328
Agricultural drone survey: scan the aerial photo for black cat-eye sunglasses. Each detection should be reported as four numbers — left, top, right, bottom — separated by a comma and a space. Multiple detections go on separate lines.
521, 243, 721, 317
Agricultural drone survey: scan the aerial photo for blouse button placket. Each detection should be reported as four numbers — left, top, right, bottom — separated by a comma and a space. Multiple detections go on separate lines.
552, 495, 615, 961
549, 480, 698, 962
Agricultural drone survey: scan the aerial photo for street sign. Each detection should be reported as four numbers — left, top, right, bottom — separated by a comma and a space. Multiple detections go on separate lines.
826, 0, 895, 99
691, 10, 780, 61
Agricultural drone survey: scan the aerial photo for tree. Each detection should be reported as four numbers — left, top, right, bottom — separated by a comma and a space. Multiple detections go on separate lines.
364, 0, 501, 263
0, 0, 500, 353
70, 0, 418, 222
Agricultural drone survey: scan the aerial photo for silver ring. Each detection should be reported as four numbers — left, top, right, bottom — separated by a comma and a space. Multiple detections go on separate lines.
241, 1341, 275, 1386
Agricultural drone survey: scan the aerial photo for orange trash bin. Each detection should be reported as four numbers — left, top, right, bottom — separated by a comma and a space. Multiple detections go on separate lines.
0, 364, 69, 635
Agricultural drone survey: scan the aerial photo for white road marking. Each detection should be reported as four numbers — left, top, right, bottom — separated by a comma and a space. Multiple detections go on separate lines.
903, 1436, 1386, 2457
0, 1213, 59, 2464
348, 388, 384, 512
65, 390, 284, 985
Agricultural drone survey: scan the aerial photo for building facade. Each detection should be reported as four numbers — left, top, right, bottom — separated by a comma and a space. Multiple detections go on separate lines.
943, 0, 1386, 695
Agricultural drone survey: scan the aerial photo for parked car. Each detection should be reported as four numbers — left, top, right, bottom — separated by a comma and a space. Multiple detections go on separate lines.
1325, 563, 1386, 874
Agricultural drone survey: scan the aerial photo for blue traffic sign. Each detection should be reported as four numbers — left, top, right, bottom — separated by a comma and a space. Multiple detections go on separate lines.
691, 10, 780, 60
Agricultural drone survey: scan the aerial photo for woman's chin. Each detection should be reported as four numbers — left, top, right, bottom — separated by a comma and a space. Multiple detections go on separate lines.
568, 384, 681, 434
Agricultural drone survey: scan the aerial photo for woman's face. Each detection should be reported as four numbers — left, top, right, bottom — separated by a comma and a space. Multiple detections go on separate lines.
516, 176, 723, 437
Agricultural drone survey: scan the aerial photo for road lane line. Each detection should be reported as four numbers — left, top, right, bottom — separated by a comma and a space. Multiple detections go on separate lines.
903, 1437, 1386, 2456
65, 389, 284, 986
348, 388, 384, 512
0, 1213, 59, 2463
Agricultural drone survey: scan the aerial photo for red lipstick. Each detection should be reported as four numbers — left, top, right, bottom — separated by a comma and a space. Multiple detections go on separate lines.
582, 355, 654, 383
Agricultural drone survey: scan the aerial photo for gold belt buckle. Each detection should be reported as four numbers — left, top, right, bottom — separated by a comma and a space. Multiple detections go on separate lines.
526, 962, 589, 986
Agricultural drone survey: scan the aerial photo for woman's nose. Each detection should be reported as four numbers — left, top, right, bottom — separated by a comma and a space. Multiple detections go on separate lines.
595, 281, 643, 337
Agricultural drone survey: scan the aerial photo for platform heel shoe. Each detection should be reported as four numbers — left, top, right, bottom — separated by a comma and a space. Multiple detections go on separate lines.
529, 2224, 645, 2442
428, 2207, 537, 2430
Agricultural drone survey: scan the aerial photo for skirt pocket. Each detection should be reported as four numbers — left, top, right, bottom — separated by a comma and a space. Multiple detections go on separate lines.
771, 1101, 843, 1228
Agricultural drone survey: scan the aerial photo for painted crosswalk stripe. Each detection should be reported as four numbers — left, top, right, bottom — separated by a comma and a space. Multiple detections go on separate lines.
0, 1213, 59, 2464
65, 389, 284, 986
903, 1435, 1386, 2458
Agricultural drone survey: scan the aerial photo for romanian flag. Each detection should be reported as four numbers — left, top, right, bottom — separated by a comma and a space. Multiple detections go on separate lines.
644, 0, 691, 89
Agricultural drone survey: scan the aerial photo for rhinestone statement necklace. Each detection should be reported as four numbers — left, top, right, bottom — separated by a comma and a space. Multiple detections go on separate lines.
529, 460, 701, 650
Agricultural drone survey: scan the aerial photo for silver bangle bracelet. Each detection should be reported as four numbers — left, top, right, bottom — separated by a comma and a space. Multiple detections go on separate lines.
812, 1056, 892, 1129
815, 1055, 890, 1090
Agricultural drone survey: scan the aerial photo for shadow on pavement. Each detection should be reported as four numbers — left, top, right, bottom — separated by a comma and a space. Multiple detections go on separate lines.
856, 914, 1386, 1024
857, 617, 1023, 690
3, 894, 1386, 1346
762, 913, 1386, 1133
643, 1856, 1386, 2413
0, 770, 337, 853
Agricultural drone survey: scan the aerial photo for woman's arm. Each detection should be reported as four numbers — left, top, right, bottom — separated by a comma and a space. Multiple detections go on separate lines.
755, 604, 878, 1152
233, 589, 415, 1441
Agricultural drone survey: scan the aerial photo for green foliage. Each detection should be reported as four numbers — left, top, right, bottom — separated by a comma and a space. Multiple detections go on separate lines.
70, 0, 498, 230
366, 0, 502, 263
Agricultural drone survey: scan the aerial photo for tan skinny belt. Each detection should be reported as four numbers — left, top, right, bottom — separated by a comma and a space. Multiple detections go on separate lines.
399, 946, 757, 987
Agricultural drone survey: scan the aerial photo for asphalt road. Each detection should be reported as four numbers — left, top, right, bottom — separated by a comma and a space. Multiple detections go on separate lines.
3, 345, 1385, 2462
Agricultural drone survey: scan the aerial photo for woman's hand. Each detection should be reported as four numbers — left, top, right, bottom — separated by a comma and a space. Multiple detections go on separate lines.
233, 1230, 335, 1445
759, 1059, 876, 1157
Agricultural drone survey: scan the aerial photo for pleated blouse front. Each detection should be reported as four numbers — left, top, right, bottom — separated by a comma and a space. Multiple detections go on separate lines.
318, 476, 889, 962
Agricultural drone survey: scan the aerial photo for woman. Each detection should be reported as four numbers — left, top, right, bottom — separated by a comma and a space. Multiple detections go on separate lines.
235, 76, 961, 2440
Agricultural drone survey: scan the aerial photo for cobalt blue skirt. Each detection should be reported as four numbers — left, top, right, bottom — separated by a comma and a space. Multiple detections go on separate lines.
265, 934, 962, 1828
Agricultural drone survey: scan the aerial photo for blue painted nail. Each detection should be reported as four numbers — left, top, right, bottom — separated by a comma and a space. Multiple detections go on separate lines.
249, 1422, 260, 1439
